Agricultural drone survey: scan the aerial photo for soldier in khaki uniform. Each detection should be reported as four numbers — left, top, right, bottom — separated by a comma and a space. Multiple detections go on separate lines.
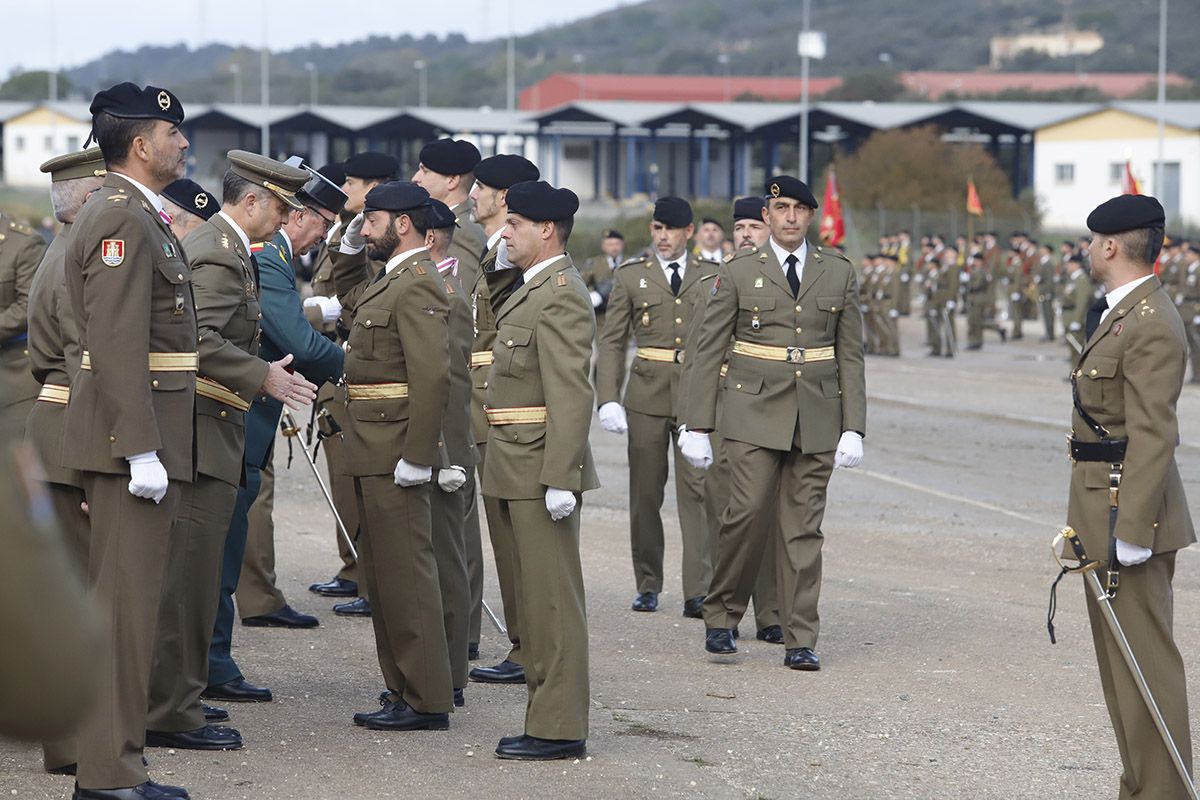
577, 228, 624, 333
0, 208, 48, 436
1066, 194, 1195, 799
964, 253, 991, 350
464, 154, 540, 674
681, 176, 866, 672
63, 81, 195, 799
596, 197, 717, 616
874, 254, 901, 357
305, 153, 396, 614
1059, 254, 1091, 356
463, 158, 539, 683
1174, 243, 1200, 383
412, 138, 485, 297
146, 152, 315, 749
24, 148, 107, 775
331, 182, 454, 731
484, 180, 597, 760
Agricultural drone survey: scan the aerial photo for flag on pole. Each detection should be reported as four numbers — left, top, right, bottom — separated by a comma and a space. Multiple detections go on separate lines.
1121, 159, 1142, 195
819, 165, 845, 247
966, 177, 983, 217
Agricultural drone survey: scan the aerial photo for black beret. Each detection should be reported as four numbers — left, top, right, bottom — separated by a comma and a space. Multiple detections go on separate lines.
733, 196, 765, 222
343, 151, 399, 180
1086, 194, 1166, 234
506, 181, 579, 222
653, 196, 693, 228
765, 175, 817, 208
601, 228, 624, 240
474, 154, 540, 189
292, 159, 348, 217
700, 217, 723, 229
162, 179, 219, 221
427, 198, 457, 229
89, 82, 184, 125
317, 161, 346, 188
363, 181, 431, 214
419, 138, 481, 176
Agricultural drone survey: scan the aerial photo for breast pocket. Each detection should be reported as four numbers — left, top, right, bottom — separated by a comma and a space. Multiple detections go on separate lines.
154, 257, 192, 322
494, 324, 533, 378
349, 307, 395, 361
737, 297, 775, 337
633, 295, 663, 331
1081, 354, 1120, 408
816, 296, 843, 337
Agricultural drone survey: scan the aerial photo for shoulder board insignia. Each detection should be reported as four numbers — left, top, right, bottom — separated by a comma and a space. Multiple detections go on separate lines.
759, 252, 768, 260
556, 273, 568, 287
723, 253, 735, 263
617, 256, 645, 269
701, 273, 718, 281
0, 234, 6, 241
107, 194, 127, 202
414, 265, 427, 276
220, 235, 230, 249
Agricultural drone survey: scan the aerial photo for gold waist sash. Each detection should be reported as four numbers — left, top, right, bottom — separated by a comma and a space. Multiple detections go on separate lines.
485, 405, 548, 425
346, 382, 409, 401
80, 350, 199, 372
731, 341, 835, 365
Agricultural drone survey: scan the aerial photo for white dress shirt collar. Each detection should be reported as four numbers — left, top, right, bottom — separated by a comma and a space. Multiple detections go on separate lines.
1099, 274, 1154, 323
384, 246, 428, 276
278, 229, 293, 259
769, 236, 808, 273
486, 227, 505, 252
522, 253, 567, 284
112, 171, 166, 215
656, 252, 686, 283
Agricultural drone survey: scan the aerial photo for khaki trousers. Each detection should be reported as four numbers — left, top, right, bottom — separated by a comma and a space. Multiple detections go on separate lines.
431, 482, 471, 689
1086, 552, 1194, 799
148, 475, 238, 731
235, 457, 286, 618
321, 394, 363, 591
626, 409, 713, 599
490, 495, 589, 740
76, 474, 180, 790
464, 475, 484, 645
354, 475, 452, 713
703, 437, 834, 651
476, 441, 521, 662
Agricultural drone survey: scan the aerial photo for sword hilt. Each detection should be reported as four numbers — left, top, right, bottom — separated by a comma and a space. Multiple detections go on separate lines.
279, 410, 301, 438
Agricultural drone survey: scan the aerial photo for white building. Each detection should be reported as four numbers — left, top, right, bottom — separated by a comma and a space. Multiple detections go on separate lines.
1034, 102, 1200, 231
1, 103, 92, 187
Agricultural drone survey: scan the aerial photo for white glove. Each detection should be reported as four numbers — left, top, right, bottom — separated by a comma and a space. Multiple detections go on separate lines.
598, 402, 628, 434
1011, 292, 1021, 302
1116, 538, 1153, 566
945, 300, 956, 311
437, 466, 467, 492
1068, 321, 1082, 332
679, 430, 713, 470
339, 212, 366, 252
303, 295, 343, 323
888, 309, 899, 319
834, 431, 864, 469
393, 458, 432, 487
545, 487, 577, 521
589, 290, 603, 308
1192, 315, 1200, 326
126, 451, 168, 504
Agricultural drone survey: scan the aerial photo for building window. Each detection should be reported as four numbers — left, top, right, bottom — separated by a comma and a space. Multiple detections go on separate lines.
1055, 163, 1074, 185
44, 135, 53, 151
66, 136, 79, 150
1109, 163, 1124, 184
563, 143, 591, 160
14, 136, 24, 151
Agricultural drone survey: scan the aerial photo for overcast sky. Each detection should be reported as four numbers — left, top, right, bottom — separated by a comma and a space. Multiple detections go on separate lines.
0, 0, 630, 76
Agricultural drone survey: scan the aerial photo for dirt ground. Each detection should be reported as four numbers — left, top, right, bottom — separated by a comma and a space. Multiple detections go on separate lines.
6, 315, 1200, 799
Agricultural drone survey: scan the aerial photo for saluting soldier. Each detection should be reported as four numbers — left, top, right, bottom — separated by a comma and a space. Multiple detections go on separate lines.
306, 152, 397, 614
577, 228, 624, 333
464, 153, 540, 673
160, 178, 218, 242
331, 182, 455, 731
1067, 194, 1195, 798
484, 180, 597, 760
0, 205, 48, 436
63, 81, 196, 800
596, 197, 718, 617
681, 176, 866, 671
147, 152, 316, 752
412, 138, 486, 296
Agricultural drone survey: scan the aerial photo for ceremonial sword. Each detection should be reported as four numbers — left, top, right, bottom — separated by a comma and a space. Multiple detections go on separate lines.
279, 409, 358, 561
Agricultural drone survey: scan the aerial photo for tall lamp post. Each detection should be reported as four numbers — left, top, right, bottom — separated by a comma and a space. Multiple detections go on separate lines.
230, 63, 243, 104
1154, 0, 1168, 203
304, 61, 318, 106
718, 53, 732, 102
414, 60, 428, 107
796, 0, 826, 183
573, 53, 587, 99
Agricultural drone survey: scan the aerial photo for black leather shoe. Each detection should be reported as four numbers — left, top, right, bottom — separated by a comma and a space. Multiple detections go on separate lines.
308, 576, 358, 597
333, 597, 371, 617
202, 677, 273, 703
202, 703, 229, 722
495, 734, 586, 761
72, 781, 189, 799
705, 628, 737, 654
682, 596, 705, 618
467, 641, 479, 661
357, 698, 449, 731
756, 624, 784, 644
241, 603, 319, 628
469, 658, 525, 684
784, 647, 820, 671
631, 591, 658, 612
146, 724, 242, 751
453, 688, 464, 708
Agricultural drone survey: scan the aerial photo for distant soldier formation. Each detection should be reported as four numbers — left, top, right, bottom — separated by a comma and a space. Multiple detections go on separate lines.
0, 79, 1192, 800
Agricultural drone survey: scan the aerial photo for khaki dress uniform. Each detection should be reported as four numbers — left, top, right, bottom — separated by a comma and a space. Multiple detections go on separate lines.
1036, 255, 1057, 340
63, 173, 198, 790
1174, 257, 1200, 382
483, 254, 598, 740
965, 264, 991, 349
447, 198, 486, 302
1060, 270, 1092, 355
876, 263, 900, 356
687, 240, 866, 651
1067, 276, 1195, 799
578, 253, 618, 333
332, 245, 454, 713
595, 254, 719, 603
147, 213, 270, 733
470, 243, 525, 662
0, 213, 48, 435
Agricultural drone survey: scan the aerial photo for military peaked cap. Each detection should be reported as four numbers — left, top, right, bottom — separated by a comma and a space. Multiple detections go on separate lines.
40, 147, 106, 182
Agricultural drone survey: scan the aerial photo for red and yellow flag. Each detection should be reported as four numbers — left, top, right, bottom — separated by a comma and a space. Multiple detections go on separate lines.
819, 165, 845, 247
1121, 159, 1142, 195
966, 177, 983, 217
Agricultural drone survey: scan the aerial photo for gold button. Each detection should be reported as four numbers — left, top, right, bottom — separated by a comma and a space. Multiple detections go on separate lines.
379, 412, 386, 418
483, 381, 489, 388
1073, 369, 1081, 377
735, 383, 742, 389
258, 313, 262, 319
675, 317, 682, 324
642, 301, 649, 307
177, 273, 183, 280
753, 306, 759, 312
795, 305, 802, 312
219, 410, 228, 418
365, 320, 372, 327
506, 339, 514, 346
795, 327, 802, 333
1090, 368, 1098, 377
674, 337, 682, 345
345, 344, 352, 352
152, 379, 159, 388
109, 435, 116, 443
795, 370, 802, 376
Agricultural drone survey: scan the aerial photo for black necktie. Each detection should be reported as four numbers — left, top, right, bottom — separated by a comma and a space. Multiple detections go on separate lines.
1085, 295, 1108, 340
785, 254, 801, 298
249, 254, 261, 290
512, 272, 525, 292
668, 262, 681, 295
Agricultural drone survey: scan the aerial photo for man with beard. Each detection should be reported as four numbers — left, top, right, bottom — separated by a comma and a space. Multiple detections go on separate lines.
412, 138, 485, 296
332, 182, 454, 731
146, 151, 316, 751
